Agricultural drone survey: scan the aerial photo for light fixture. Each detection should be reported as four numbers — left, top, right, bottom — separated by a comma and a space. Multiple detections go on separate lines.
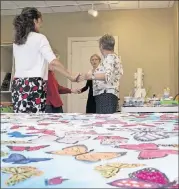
88, 4, 98, 17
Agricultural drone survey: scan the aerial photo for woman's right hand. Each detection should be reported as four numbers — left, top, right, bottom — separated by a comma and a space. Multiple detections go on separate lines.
75, 74, 86, 82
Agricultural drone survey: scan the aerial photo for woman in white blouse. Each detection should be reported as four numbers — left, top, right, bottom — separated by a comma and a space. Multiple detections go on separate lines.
83, 34, 123, 114
12, 7, 77, 113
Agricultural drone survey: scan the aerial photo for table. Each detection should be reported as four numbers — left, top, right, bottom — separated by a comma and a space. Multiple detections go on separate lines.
1, 113, 178, 188
121, 106, 178, 113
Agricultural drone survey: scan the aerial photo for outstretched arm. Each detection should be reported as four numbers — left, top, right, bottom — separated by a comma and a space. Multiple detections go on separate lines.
58, 85, 72, 94
80, 80, 90, 93
39, 35, 78, 82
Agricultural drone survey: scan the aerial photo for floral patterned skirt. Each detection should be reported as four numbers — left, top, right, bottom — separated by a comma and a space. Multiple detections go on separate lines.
11, 77, 47, 113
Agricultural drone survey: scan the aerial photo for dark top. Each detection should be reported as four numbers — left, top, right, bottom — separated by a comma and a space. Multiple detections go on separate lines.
81, 80, 96, 113
81, 80, 93, 97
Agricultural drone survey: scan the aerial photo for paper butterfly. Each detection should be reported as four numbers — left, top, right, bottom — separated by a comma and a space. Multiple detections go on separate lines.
2, 153, 52, 164
116, 143, 178, 159
108, 167, 178, 188
1, 140, 31, 145
132, 131, 178, 142
1, 151, 8, 157
158, 144, 179, 148
46, 145, 126, 162
55, 136, 90, 144
1, 130, 7, 134
7, 145, 50, 151
95, 163, 145, 178
26, 126, 55, 136
29, 135, 57, 143
94, 136, 128, 145
1, 166, 43, 186
8, 131, 38, 138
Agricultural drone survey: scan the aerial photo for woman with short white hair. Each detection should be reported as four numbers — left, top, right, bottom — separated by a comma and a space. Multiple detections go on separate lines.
83, 34, 123, 114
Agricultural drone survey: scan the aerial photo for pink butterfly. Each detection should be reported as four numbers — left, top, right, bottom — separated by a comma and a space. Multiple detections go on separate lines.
117, 143, 178, 159
160, 114, 178, 120
108, 167, 178, 188
26, 127, 55, 136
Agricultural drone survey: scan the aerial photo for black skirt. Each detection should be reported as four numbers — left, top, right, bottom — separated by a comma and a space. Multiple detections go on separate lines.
95, 93, 118, 114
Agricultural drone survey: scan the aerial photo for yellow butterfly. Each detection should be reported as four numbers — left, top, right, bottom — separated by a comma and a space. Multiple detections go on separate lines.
47, 145, 126, 162
95, 163, 145, 178
1, 166, 43, 186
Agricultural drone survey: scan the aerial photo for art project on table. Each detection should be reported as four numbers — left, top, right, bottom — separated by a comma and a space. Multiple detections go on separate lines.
1, 113, 178, 188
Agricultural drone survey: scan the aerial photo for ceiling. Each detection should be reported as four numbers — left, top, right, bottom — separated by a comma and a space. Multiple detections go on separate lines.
1, 1, 175, 16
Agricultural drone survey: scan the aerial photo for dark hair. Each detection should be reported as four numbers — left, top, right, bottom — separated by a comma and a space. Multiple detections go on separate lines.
99, 34, 115, 51
13, 7, 42, 45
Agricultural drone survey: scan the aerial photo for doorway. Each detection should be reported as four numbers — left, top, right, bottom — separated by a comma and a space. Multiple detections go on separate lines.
67, 36, 118, 113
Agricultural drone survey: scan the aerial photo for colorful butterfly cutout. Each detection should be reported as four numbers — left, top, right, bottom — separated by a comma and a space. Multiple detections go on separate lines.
108, 167, 178, 188
116, 143, 178, 159
95, 163, 145, 178
46, 145, 126, 162
1, 166, 43, 186
132, 131, 178, 142
8, 131, 38, 138
1, 151, 9, 157
2, 153, 52, 164
7, 145, 50, 151
94, 136, 128, 145
67, 130, 111, 136
29, 135, 57, 143
45, 176, 68, 186
26, 126, 55, 136
158, 144, 179, 148
1, 140, 31, 145
55, 136, 90, 144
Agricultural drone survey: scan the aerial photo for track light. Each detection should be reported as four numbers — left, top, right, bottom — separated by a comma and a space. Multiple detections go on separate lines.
88, 9, 98, 17
88, 4, 98, 17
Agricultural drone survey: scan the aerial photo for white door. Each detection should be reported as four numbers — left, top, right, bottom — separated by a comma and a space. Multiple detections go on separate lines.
67, 37, 118, 113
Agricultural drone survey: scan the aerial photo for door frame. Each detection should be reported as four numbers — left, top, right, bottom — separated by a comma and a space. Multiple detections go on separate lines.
67, 36, 119, 113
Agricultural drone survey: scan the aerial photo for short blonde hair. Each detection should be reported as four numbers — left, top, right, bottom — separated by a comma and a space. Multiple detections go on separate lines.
90, 54, 101, 62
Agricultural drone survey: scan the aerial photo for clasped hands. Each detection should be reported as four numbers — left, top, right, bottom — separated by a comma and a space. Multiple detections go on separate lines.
72, 70, 92, 82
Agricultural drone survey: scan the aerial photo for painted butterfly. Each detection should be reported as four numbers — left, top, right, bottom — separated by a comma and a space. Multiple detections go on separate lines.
1, 166, 43, 186
7, 145, 50, 151
116, 143, 178, 159
95, 163, 145, 178
46, 145, 126, 162
108, 167, 178, 188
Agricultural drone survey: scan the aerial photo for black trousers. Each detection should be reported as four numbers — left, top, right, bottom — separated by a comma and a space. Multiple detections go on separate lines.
45, 105, 63, 113
95, 93, 118, 114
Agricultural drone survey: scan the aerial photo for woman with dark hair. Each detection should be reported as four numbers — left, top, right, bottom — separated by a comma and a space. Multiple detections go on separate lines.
82, 34, 123, 114
12, 7, 78, 113
78, 54, 101, 113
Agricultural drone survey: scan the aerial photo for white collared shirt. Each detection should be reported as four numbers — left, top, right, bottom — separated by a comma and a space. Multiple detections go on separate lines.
13, 32, 56, 80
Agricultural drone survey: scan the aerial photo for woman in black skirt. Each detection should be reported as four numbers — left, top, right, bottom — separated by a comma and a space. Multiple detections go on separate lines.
78, 54, 101, 113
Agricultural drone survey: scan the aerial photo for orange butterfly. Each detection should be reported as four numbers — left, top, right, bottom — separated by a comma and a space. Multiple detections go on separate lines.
46, 145, 126, 162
